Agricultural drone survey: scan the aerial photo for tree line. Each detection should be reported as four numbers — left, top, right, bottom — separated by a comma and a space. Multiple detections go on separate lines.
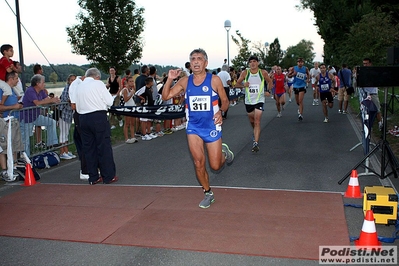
21, 63, 179, 84
65, 0, 398, 78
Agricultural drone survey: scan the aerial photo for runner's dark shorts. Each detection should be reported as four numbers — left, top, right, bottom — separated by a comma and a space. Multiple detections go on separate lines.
320, 91, 334, 103
293, 87, 306, 95
245, 102, 264, 113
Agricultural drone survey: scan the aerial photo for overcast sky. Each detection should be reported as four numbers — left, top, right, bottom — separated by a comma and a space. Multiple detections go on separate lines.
1, 0, 324, 69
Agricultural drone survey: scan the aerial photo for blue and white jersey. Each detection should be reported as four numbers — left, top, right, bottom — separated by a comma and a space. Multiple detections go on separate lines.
318, 73, 332, 92
185, 73, 221, 138
293, 66, 307, 88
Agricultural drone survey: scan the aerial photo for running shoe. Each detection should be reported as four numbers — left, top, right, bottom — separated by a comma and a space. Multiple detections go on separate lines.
141, 134, 152, 141
338, 109, 342, 114
67, 152, 77, 158
251, 142, 260, 153
199, 191, 215, 209
298, 114, 303, 121
222, 143, 234, 165
342, 110, 348, 114
323, 117, 329, 123
119, 119, 123, 127
34, 141, 46, 149
127, 138, 138, 143
312, 99, 316, 106
277, 112, 282, 118
163, 128, 173, 134
110, 125, 116, 130
316, 99, 319, 105
1, 170, 18, 182
60, 152, 73, 160
157, 131, 164, 137
149, 132, 158, 139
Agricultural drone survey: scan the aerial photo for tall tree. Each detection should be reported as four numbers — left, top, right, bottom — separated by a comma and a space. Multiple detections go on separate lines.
344, 11, 399, 66
280, 40, 315, 69
299, 0, 373, 65
231, 31, 252, 69
66, 0, 145, 74
266, 38, 283, 67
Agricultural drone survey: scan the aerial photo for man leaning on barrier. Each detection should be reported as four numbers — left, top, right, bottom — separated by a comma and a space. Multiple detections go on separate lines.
19, 74, 60, 157
0, 71, 23, 181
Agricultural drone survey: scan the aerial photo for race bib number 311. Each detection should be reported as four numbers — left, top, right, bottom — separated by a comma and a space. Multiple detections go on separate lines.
189, 96, 211, 111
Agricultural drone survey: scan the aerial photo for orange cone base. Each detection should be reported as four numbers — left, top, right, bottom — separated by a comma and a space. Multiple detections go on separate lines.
354, 237, 381, 247
22, 181, 40, 187
21, 164, 39, 187
344, 187, 362, 198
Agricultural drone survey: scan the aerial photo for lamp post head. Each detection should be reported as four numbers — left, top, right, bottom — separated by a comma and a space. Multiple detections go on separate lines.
224, 20, 231, 31
264, 42, 269, 48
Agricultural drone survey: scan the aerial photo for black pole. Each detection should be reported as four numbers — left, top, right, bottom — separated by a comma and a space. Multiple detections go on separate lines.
15, 0, 26, 92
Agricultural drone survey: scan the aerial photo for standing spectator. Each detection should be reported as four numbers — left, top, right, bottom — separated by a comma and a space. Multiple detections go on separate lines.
12, 61, 24, 98
288, 57, 310, 121
338, 63, 352, 114
135, 77, 157, 140
75, 68, 117, 185
361, 58, 383, 130
162, 48, 234, 209
309, 62, 321, 106
0, 44, 24, 104
19, 74, 60, 157
159, 75, 173, 135
32, 64, 46, 148
106, 66, 123, 129
222, 58, 228, 68
132, 68, 140, 82
184, 62, 192, 77
171, 71, 186, 131
134, 65, 149, 136
121, 69, 132, 89
149, 66, 164, 137
120, 76, 138, 143
0, 44, 20, 105
235, 55, 273, 152
328, 65, 336, 74
58, 74, 77, 160
217, 64, 231, 119
0, 71, 23, 181
69, 76, 89, 180
135, 65, 149, 95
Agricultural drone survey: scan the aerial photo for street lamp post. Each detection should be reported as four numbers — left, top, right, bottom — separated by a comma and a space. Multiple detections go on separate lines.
224, 20, 231, 68
264, 42, 269, 68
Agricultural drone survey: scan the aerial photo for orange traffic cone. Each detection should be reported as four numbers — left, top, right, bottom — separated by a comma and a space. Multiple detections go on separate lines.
344, 170, 362, 198
22, 164, 39, 186
355, 210, 381, 247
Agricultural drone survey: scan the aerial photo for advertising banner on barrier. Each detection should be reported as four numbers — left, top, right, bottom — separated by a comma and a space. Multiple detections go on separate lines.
108, 104, 185, 120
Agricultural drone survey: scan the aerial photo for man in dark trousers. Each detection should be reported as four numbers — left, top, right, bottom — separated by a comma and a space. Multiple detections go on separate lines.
69, 76, 89, 180
75, 68, 118, 185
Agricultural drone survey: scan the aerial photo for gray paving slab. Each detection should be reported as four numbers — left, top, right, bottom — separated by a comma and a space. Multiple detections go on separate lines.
0, 90, 398, 266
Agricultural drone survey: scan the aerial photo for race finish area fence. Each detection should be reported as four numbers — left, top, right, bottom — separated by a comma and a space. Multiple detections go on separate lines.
4, 102, 186, 158
6, 102, 73, 157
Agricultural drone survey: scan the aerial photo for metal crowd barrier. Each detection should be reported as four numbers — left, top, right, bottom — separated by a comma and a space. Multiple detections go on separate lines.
8, 102, 74, 157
